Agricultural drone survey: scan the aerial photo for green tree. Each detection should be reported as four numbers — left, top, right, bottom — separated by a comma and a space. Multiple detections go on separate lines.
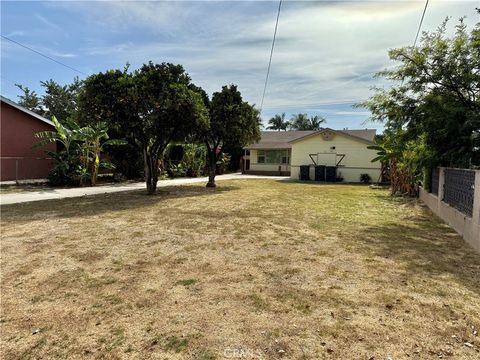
133, 62, 209, 193
78, 68, 144, 179
79, 63, 208, 193
360, 17, 480, 183
76, 123, 127, 185
267, 113, 289, 131
182, 143, 207, 177
201, 85, 261, 187
308, 115, 326, 130
34, 116, 126, 186
289, 113, 326, 130
15, 84, 42, 114
41, 77, 83, 123
289, 113, 309, 130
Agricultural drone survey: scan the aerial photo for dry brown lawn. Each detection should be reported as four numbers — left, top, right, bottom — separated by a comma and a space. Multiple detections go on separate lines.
1, 180, 479, 359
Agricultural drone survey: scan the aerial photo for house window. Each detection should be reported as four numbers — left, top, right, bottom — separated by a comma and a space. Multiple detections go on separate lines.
257, 150, 289, 164
258, 152, 265, 163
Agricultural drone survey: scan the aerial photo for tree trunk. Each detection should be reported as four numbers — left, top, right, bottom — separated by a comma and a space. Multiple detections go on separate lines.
91, 154, 99, 186
144, 147, 158, 194
206, 151, 217, 188
206, 166, 216, 187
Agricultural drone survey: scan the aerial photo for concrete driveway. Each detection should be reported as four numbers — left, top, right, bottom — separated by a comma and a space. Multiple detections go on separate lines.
0, 174, 287, 205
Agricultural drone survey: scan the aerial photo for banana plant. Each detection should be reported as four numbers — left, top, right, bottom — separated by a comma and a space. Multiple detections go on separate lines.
76, 122, 127, 185
35, 117, 126, 186
34, 115, 78, 154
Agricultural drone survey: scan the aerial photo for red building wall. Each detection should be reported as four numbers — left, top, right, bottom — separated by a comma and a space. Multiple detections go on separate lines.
0, 101, 56, 181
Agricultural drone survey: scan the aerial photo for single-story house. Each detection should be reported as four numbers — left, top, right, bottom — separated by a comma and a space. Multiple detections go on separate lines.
243, 128, 382, 183
0, 96, 56, 181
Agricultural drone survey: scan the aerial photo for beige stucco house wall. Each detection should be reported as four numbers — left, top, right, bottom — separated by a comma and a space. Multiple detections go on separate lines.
244, 129, 381, 182
290, 131, 381, 182
249, 149, 291, 174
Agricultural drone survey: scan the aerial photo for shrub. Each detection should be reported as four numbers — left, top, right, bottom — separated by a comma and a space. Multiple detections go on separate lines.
360, 173, 371, 184
35, 117, 126, 186
168, 162, 186, 178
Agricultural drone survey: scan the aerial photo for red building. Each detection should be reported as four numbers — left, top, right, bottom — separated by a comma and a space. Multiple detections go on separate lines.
1, 96, 56, 181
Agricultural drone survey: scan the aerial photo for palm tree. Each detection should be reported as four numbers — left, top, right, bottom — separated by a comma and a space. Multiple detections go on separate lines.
267, 113, 289, 131
308, 115, 326, 130
289, 113, 326, 130
289, 113, 310, 130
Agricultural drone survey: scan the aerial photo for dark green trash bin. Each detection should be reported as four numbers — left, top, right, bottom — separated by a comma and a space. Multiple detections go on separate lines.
300, 165, 310, 181
325, 166, 336, 182
314, 165, 326, 181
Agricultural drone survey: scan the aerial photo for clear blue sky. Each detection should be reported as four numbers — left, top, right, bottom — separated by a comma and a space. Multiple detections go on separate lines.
1, 1, 479, 131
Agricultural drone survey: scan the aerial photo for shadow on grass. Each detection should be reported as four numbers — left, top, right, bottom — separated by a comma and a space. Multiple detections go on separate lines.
1, 185, 239, 222
273, 179, 376, 187
356, 202, 480, 295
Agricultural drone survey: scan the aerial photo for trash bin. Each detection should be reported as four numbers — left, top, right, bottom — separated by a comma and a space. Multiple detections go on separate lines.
300, 165, 310, 181
314, 165, 326, 181
325, 166, 336, 182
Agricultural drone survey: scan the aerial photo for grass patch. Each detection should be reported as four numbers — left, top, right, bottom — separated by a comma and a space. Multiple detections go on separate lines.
175, 279, 197, 286
164, 335, 189, 353
1, 180, 480, 359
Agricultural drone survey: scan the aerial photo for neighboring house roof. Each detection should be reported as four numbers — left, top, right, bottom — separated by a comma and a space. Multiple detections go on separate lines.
246, 131, 316, 149
1, 95, 54, 127
245, 128, 376, 149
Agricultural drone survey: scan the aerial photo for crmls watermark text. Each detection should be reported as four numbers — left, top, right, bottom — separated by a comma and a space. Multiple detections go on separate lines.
223, 347, 263, 358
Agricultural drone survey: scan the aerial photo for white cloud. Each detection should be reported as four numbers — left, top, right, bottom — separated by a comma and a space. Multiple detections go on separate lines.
46, 0, 479, 116
4, 30, 25, 37
35, 13, 62, 31
51, 51, 77, 58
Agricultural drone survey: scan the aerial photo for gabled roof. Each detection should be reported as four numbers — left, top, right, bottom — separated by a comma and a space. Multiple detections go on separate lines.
245, 128, 376, 149
1, 95, 54, 127
246, 131, 316, 149
289, 128, 376, 144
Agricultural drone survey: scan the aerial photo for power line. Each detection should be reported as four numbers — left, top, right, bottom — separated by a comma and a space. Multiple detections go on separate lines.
259, 0, 282, 113
261, 99, 364, 111
0, 75, 17, 84
413, 0, 429, 47
0, 35, 89, 77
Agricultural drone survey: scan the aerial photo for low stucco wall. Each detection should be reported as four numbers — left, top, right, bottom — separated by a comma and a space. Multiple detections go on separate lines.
419, 185, 480, 253
249, 163, 290, 173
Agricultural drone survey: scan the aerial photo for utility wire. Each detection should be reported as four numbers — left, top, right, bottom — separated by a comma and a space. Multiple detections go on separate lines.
259, 0, 282, 114
0, 75, 17, 84
413, 0, 429, 47
1, 35, 89, 76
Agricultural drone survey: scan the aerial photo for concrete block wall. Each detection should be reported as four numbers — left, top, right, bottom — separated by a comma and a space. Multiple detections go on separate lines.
419, 168, 480, 252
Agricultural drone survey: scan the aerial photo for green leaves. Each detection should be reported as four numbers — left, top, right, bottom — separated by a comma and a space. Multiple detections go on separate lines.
288, 113, 326, 130
267, 113, 289, 131
34, 116, 126, 186
360, 16, 480, 188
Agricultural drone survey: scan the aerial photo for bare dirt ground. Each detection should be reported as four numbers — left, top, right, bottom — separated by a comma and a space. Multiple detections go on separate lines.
1, 180, 479, 359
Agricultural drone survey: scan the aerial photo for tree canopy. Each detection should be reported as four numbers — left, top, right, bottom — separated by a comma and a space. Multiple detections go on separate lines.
15, 79, 82, 123
201, 85, 261, 187
360, 17, 480, 194
289, 113, 326, 130
267, 113, 289, 131
79, 62, 209, 194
